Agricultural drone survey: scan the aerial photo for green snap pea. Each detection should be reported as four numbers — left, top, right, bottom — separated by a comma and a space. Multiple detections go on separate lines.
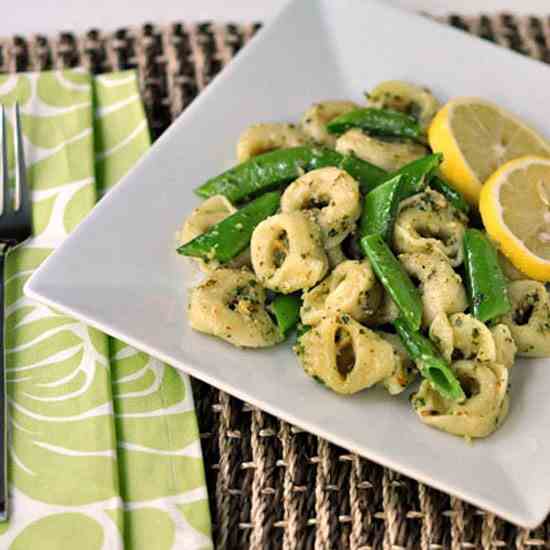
386, 153, 443, 196
269, 293, 302, 336
359, 174, 404, 242
429, 176, 471, 214
463, 229, 511, 322
394, 319, 466, 402
360, 234, 423, 331
360, 154, 446, 242
177, 191, 280, 263
326, 107, 422, 141
359, 154, 449, 243
194, 146, 386, 202
338, 153, 387, 192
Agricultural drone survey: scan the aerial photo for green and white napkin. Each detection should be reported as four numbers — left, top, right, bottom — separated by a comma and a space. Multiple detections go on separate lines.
0, 69, 211, 549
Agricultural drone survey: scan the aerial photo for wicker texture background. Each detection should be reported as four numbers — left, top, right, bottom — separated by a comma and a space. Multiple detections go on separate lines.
1, 13, 550, 549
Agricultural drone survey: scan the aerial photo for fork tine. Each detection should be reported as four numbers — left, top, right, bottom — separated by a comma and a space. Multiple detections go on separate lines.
0, 106, 8, 215
13, 103, 30, 216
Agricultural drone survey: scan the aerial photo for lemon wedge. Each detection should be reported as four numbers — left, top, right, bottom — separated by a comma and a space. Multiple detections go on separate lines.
480, 156, 550, 281
429, 98, 550, 205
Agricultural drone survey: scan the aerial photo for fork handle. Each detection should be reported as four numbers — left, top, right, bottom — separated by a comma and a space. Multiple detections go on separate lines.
0, 249, 7, 520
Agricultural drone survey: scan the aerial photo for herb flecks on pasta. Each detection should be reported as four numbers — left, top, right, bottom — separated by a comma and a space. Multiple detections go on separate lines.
251, 211, 329, 293
281, 167, 361, 248
412, 360, 509, 439
188, 268, 283, 348
497, 280, 550, 357
366, 80, 440, 131
179, 79, 550, 441
429, 313, 497, 364
300, 259, 382, 326
394, 189, 468, 267
399, 251, 468, 327
301, 101, 358, 147
295, 314, 397, 394
237, 123, 308, 162
336, 129, 428, 172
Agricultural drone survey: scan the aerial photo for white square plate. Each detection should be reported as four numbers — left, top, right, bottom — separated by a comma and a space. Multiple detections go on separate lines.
26, 0, 550, 528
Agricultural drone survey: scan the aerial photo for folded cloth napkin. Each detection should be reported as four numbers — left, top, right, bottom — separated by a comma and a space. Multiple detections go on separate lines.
0, 69, 211, 549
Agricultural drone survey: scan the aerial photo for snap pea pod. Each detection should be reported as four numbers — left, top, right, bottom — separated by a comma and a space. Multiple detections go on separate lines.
177, 191, 280, 263
394, 318, 466, 402
195, 146, 386, 202
360, 154, 446, 241
326, 107, 422, 141
359, 174, 404, 241
386, 153, 443, 196
270, 293, 302, 336
338, 153, 387, 192
463, 229, 511, 322
360, 234, 423, 331
429, 175, 470, 214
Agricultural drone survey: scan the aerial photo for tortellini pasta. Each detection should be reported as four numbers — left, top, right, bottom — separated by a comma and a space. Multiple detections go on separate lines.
281, 167, 361, 248
370, 291, 400, 326
336, 128, 428, 172
412, 360, 509, 438
251, 212, 328, 293
498, 252, 525, 282
377, 332, 417, 395
236, 123, 308, 162
429, 313, 496, 363
394, 190, 468, 267
326, 244, 347, 268
300, 260, 382, 326
367, 80, 440, 130
188, 268, 283, 347
301, 100, 358, 147
180, 195, 250, 271
294, 314, 396, 394
490, 325, 517, 369
497, 280, 550, 357
399, 251, 468, 327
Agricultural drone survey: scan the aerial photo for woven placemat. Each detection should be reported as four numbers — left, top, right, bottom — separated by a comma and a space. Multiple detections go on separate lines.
2, 13, 550, 549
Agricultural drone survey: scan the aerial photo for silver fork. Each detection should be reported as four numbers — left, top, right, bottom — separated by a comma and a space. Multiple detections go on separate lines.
0, 103, 33, 521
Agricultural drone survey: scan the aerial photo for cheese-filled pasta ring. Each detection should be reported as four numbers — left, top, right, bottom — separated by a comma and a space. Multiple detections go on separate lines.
294, 314, 396, 394
367, 80, 440, 130
335, 129, 428, 173
399, 251, 468, 327
236, 123, 308, 162
429, 313, 496, 363
490, 324, 517, 369
281, 167, 361, 248
412, 360, 509, 438
251, 212, 328, 293
188, 268, 283, 348
377, 332, 417, 395
497, 280, 550, 357
394, 190, 468, 267
370, 290, 400, 326
300, 260, 382, 326
301, 100, 358, 147
180, 195, 250, 271
326, 244, 347, 268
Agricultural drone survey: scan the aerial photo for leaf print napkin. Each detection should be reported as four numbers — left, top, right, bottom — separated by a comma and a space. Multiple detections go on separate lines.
95, 72, 212, 550
0, 69, 211, 549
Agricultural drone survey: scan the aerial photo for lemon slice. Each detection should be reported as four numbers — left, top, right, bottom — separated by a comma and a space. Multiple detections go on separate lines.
479, 156, 550, 281
429, 98, 550, 205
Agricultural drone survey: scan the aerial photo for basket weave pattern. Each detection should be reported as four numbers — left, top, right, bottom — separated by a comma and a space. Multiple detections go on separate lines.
2, 14, 550, 549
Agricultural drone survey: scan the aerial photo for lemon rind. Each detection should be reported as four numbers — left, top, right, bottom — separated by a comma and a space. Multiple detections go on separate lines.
480, 156, 550, 282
